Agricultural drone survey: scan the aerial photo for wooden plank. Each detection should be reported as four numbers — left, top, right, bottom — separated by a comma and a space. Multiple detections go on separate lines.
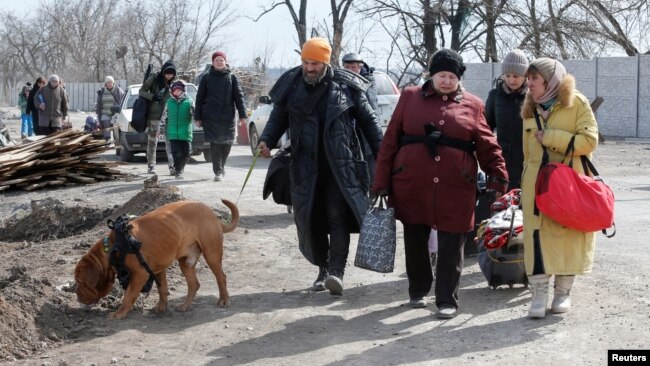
0, 151, 38, 164
66, 174, 96, 183
22, 182, 49, 191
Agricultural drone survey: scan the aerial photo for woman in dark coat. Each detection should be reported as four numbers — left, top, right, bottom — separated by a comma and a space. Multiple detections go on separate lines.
485, 49, 529, 190
195, 51, 247, 181
372, 49, 508, 319
27, 76, 46, 136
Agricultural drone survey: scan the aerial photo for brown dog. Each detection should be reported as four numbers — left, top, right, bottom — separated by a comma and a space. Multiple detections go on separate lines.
74, 199, 239, 319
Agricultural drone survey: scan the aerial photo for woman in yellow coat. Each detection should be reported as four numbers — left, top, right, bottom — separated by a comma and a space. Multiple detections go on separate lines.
520, 58, 599, 318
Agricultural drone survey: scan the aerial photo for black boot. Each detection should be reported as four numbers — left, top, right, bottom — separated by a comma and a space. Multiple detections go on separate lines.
312, 267, 328, 291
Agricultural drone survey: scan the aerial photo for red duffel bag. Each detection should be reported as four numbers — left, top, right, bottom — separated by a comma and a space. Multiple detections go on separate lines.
535, 141, 615, 235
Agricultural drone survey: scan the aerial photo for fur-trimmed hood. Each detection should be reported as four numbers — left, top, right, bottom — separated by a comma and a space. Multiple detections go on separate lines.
521, 73, 575, 119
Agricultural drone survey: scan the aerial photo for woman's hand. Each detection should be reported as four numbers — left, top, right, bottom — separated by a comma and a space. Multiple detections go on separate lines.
195, 120, 202, 128
534, 130, 544, 144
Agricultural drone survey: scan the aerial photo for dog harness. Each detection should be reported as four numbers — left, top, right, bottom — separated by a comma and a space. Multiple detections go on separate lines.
106, 215, 159, 293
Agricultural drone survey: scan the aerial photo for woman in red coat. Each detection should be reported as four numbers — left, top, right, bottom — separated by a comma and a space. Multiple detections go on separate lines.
372, 49, 508, 319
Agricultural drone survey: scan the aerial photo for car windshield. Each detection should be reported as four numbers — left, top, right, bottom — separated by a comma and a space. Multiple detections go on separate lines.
126, 85, 198, 109
374, 73, 398, 95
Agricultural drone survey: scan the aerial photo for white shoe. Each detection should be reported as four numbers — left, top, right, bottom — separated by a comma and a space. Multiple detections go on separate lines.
551, 275, 574, 313
528, 275, 550, 318
435, 306, 457, 319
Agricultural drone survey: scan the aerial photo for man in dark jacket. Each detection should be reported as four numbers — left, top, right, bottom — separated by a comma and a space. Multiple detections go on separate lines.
342, 52, 378, 111
139, 60, 177, 174
258, 38, 383, 296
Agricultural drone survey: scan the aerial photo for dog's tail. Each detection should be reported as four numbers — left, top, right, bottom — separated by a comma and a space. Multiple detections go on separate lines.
220, 199, 239, 233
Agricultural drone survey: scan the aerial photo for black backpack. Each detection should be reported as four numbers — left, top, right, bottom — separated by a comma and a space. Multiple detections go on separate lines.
130, 64, 153, 133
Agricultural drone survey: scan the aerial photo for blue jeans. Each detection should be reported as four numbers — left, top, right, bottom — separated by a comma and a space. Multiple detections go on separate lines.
21, 113, 34, 136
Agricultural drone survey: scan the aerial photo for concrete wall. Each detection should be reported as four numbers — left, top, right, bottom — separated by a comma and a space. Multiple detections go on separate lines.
463, 55, 650, 138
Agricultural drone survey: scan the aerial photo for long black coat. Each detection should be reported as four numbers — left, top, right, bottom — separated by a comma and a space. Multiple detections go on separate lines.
484, 77, 526, 189
260, 66, 383, 265
195, 67, 247, 144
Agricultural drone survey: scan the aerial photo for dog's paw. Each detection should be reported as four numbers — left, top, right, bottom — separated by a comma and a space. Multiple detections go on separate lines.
107, 311, 127, 320
153, 303, 168, 314
175, 303, 191, 312
217, 297, 230, 308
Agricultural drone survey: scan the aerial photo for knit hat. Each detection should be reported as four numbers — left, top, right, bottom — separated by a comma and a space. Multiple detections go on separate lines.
104, 75, 115, 84
428, 49, 466, 78
26, 82, 32, 86
501, 49, 529, 76
529, 57, 565, 83
301, 38, 332, 64
212, 51, 227, 62
171, 80, 186, 93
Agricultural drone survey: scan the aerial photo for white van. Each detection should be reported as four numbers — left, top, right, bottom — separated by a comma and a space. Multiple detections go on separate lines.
111, 83, 211, 162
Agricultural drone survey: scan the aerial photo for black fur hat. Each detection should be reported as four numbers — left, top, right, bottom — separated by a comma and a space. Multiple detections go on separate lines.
428, 49, 466, 78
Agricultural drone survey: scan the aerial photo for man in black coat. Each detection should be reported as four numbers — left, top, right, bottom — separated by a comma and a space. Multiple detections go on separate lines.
258, 38, 383, 296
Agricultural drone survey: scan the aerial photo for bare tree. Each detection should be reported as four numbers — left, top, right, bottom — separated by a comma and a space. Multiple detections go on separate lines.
255, 0, 308, 53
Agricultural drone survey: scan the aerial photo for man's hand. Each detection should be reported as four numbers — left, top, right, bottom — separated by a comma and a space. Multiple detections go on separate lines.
239, 118, 247, 127
257, 141, 271, 158
38, 103, 45, 111
195, 120, 202, 128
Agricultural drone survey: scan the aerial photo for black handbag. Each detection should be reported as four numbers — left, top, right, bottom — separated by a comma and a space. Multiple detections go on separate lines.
354, 196, 396, 273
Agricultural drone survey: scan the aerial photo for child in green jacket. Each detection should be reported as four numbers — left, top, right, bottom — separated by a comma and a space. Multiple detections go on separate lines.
161, 80, 194, 179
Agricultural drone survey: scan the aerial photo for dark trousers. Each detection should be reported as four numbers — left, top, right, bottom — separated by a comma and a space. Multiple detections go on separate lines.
31, 112, 41, 135
170, 140, 190, 173
402, 224, 465, 308
312, 168, 354, 276
210, 142, 232, 175
41, 123, 62, 135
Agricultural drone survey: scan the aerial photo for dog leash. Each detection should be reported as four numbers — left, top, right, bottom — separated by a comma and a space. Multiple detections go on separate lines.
237, 147, 260, 204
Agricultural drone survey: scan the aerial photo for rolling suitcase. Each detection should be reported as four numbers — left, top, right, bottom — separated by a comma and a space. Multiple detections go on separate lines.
477, 197, 528, 289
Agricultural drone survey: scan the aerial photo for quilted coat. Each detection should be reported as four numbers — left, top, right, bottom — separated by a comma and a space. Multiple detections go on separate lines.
195, 67, 247, 144
372, 80, 508, 233
259, 66, 383, 265
520, 74, 598, 275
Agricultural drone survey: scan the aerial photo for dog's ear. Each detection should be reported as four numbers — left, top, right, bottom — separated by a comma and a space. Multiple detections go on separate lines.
96, 265, 116, 298
75, 256, 99, 289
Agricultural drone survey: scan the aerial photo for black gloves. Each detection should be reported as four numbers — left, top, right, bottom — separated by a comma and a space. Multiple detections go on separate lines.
152, 94, 162, 103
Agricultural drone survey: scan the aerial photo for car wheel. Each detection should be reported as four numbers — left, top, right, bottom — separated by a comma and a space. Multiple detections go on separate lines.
249, 125, 259, 155
203, 150, 212, 162
119, 133, 134, 162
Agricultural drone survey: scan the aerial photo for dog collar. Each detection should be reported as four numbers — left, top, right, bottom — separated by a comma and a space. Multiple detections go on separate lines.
103, 236, 110, 253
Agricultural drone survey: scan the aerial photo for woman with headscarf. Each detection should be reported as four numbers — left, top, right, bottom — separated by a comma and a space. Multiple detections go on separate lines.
520, 58, 598, 318
372, 49, 508, 319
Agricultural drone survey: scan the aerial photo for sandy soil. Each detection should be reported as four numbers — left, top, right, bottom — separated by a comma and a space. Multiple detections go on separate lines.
0, 110, 649, 365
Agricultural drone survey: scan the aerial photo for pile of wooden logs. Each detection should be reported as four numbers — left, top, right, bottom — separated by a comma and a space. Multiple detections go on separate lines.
0, 129, 126, 192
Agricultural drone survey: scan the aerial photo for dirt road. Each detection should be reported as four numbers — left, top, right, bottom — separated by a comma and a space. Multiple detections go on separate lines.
1, 112, 649, 365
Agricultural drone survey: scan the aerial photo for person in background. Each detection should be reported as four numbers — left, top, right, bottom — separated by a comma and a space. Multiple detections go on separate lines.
139, 60, 177, 174
18, 84, 33, 139
27, 77, 46, 136
341, 52, 380, 197
35, 74, 69, 135
485, 49, 529, 190
520, 57, 598, 318
161, 80, 194, 179
257, 38, 383, 296
194, 51, 247, 182
371, 49, 508, 319
341, 52, 378, 110
96, 76, 125, 142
